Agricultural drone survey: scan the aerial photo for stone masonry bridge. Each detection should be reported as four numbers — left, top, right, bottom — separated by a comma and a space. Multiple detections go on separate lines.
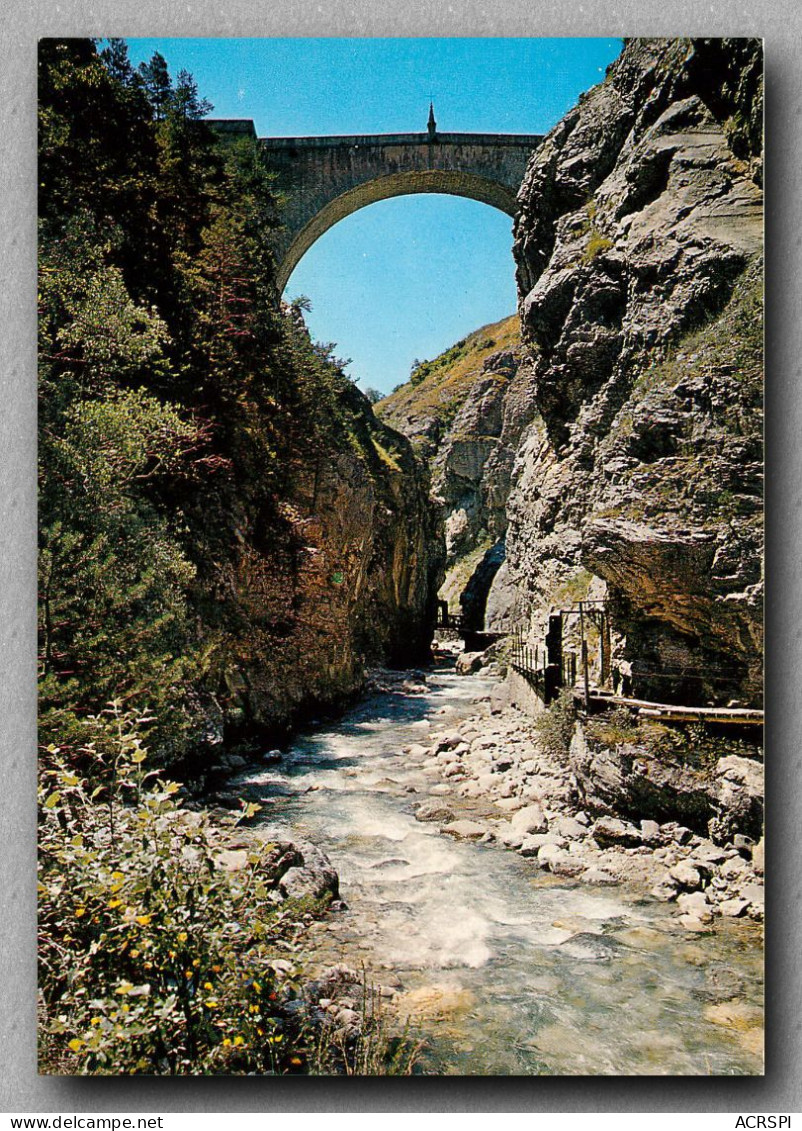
211, 110, 543, 291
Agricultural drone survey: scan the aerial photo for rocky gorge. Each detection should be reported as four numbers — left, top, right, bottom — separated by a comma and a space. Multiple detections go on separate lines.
380, 38, 763, 711
182, 36, 767, 1071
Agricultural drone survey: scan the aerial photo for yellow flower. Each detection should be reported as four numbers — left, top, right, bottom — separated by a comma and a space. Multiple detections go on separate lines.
222, 1038, 232, 1047
136, 914, 151, 926
177, 932, 188, 942
90, 1018, 101, 1027
233, 1036, 245, 1047
204, 999, 219, 1009
252, 981, 261, 992
75, 908, 86, 918
203, 982, 214, 991
108, 899, 122, 909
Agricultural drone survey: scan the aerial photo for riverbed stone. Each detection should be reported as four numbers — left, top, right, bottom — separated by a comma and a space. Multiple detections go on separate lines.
278, 842, 339, 903
538, 844, 585, 875
738, 881, 764, 909
434, 730, 463, 752
511, 804, 548, 836
591, 816, 642, 848
214, 848, 249, 872
497, 826, 525, 850
553, 816, 589, 840
640, 820, 662, 845
495, 796, 525, 812
650, 879, 679, 902
677, 891, 712, 921
442, 819, 488, 840
719, 898, 749, 918
580, 867, 618, 885
721, 854, 748, 879
415, 801, 455, 823
456, 652, 485, 675
670, 861, 703, 890
678, 915, 713, 933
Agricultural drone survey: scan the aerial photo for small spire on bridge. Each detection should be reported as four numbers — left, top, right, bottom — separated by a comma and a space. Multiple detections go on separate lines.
427, 101, 437, 139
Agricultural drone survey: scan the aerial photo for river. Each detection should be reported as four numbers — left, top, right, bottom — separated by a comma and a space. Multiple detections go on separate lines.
231, 659, 763, 1076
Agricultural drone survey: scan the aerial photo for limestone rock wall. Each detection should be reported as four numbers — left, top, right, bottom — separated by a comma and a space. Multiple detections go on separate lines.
211, 321, 443, 742
504, 37, 763, 706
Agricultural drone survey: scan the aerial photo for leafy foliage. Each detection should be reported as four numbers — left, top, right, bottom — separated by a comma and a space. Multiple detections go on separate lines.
38, 709, 416, 1075
532, 689, 577, 762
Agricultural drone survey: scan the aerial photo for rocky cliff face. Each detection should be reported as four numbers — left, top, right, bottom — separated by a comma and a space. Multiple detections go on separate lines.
204, 316, 443, 742
501, 37, 763, 706
377, 315, 543, 629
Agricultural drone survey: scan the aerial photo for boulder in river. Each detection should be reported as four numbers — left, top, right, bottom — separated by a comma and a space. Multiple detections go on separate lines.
442, 819, 488, 840
455, 651, 486, 675
278, 841, 340, 903
415, 801, 456, 823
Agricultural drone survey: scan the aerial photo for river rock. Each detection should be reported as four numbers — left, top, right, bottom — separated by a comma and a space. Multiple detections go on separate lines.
456, 651, 485, 675
435, 730, 464, 752
678, 915, 713, 934
752, 836, 765, 875
552, 816, 588, 840
719, 898, 749, 918
496, 822, 524, 848
669, 861, 703, 890
640, 820, 662, 845
537, 844, 585, 876
738, 881, 764, 910
278, 842, 340, 903
710, 756, 764, 841
442, 819, 488, 840
415, 800, 455, 823
580, 867, 618, 885
591, 816, 642, 848
720, 854, 748, 879
214, 848, 249, 872
677, 891, 712, 921
650, 879, 679, 902
511, 803, 548, 836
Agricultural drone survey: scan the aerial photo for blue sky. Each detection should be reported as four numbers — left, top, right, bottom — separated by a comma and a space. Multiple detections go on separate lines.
126, 38, 622, 393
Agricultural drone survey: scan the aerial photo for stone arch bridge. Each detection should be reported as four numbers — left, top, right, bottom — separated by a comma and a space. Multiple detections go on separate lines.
212, 113, 543, 291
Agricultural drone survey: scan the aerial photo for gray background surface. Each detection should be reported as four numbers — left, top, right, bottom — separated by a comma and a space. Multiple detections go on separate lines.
2, 0, 798, 1112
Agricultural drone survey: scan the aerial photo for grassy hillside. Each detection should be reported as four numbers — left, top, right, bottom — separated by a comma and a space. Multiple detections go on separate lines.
375, 314, 520, 458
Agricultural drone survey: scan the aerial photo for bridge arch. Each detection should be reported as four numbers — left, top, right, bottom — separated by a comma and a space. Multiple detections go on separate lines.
210, 119, 543, 296
278, 169, 518, 291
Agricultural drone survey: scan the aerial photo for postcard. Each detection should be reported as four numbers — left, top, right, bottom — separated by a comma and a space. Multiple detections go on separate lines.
37, 36, 763, 1076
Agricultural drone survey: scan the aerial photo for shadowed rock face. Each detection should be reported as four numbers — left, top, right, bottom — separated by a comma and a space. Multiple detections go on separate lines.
216, 317, 443, 742
505, 37, 763, 705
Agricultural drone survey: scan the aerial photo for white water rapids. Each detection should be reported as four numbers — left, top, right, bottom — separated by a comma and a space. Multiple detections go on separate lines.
231, 661, 763, 1075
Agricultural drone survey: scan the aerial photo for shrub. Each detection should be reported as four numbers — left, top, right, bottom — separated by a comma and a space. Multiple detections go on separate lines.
533, 689, 576, 762
38, 706, 417, 1075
